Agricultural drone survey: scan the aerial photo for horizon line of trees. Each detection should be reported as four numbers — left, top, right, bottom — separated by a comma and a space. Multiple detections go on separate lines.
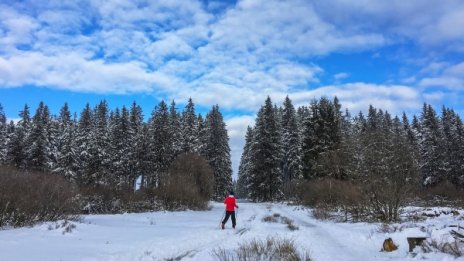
237, 96, 464, 202
0, 99, 232, 200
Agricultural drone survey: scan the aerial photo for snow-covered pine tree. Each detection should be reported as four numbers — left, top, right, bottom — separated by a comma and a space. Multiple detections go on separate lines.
181, 98, 198, 153
0, 103, 7, 164
281, 96, 302, 195
441, 107, 464, 187
301, 97, 342, 179
129, 101, 145, 190
54, 102, 78, 181
419, 104, 446, 187
237, 126, 253, 198
248, 97, 282, 201
90, 100, 111, 186
25, 102, 52, 171
109, 106, 131, 188
197, 114, 207, 156
75, 103, 93, 186
169, 100, 182, 158
204, 105, 233, 200
148, 100, 173, 188
7, 104, 30, 167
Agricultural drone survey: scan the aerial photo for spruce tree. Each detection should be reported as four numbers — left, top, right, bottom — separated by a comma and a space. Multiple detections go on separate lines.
54, 103, 78, 180
204, 105, 233, 200
169, 100, 183, 157
7, 104, 31, 168
237, 126, 253, 198
281, 96, 302, 195
0, 104, 7, 164
129, 101, 145, 190
248, 97, 282, 201
148, 100, 173, 188
181, 98, 198, 153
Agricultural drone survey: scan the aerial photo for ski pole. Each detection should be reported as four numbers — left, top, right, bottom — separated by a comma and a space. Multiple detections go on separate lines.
219, 210, 225, 228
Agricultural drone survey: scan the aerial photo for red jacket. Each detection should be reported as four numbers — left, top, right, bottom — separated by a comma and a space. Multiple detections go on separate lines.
224, 196, 238, 211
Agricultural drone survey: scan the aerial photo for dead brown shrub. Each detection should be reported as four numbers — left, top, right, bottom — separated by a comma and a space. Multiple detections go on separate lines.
0, 165, 78, 227
159, 153, 214, 210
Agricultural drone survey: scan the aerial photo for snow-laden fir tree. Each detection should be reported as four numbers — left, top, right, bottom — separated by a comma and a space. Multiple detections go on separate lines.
237, 126, 253, 198
301, 97, 342, 179
129, 101, 145, 190
248, 97, 282, 201
280, 96, 302, 194
90, 100, 111, 186
203, 105, 233, 200
441, 107, 464, 186
0, 103, 7, 164
169, 100, 183, 158
181, 98, 198, 153
7, 104, 31, 168
109, 106, 131, 188
25, 102, 52, 171
419, 104, 446, 187
148, 100, 174, 188
54, 103, 78, 180
75, 103, 94, 186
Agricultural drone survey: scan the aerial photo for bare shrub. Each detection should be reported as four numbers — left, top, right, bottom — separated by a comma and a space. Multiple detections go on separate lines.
159, 153, 214, 210
262, 215, 278, 223
297, 178, 366, 222
0, 166, 79, 227
213, 237, 312, 261
416, 181, 464, 206
78, 186, 161, 214
428, 239, 463, 257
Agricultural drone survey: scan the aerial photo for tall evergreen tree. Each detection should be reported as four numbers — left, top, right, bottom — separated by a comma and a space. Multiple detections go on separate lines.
148, 100, 173, 188
0, 104, 7, 164
7, 104, 31, 167
281, 96, 302, 194
169, 100, 182, 157
54, 103, 78, 180
109, 106, 131, 188
301, 97, 342, 179
237, 126, 253, 198
204, 105, 233, 199
419, 104, 446, 187
75, 103, 93, 186
248, 97, 282, 201
128, 101, 145, 190
181, 98, 198, 153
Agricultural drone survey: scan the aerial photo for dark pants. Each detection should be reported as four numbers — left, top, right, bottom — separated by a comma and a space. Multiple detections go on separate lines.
222, 211, 236, 227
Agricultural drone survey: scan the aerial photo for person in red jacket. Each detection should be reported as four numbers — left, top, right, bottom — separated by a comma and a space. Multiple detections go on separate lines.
221, 191, 239, 229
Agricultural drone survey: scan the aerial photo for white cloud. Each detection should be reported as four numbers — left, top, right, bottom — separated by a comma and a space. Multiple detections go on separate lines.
419, 62, 464, 90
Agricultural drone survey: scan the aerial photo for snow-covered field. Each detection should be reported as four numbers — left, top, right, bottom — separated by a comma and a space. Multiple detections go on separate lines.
0, 202, 462, 260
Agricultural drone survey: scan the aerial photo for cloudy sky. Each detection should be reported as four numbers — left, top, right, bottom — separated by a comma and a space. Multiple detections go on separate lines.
1, 0, 464, 178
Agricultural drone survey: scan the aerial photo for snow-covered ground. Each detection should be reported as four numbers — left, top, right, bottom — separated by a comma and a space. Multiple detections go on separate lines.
0, 202, 462, 260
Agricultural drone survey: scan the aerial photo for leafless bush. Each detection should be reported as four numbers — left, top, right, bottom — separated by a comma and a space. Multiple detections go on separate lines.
0, 166, 79, 227
416, 181, 464, 206
262, 215, 278, 223
213, 237, 312, 261
428, 239, 463, 257
297, 179, 367, 222
159, 153, 214, 210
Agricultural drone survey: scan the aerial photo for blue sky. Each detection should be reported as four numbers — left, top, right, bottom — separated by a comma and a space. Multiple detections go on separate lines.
1, 0, 464, 177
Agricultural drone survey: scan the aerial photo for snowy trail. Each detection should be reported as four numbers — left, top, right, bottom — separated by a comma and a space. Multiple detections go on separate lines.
0, 202, 440, 260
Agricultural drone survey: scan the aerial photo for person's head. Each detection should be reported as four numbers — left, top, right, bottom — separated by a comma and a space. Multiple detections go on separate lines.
229, 190, 234, 196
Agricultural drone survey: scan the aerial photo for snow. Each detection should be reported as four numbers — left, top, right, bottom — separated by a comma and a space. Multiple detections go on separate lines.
0, 202, 462, 260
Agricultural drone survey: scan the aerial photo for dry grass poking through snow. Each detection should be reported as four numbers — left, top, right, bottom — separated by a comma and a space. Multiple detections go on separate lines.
212, 237, 312, 261
262, 213, 299, 231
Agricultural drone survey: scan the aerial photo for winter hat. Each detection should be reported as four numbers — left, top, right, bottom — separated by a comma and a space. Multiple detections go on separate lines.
229, 190, 234, 196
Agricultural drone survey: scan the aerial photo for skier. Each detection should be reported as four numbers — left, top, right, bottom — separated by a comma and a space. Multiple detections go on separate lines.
221, 190, 239, 229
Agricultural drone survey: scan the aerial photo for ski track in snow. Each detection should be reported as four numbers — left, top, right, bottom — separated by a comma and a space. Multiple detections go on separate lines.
0, 202, 458, 261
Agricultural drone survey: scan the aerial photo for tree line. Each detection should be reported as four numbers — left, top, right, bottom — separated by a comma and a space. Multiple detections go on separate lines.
237, 96, 464, 202
0, 99, 232, 200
